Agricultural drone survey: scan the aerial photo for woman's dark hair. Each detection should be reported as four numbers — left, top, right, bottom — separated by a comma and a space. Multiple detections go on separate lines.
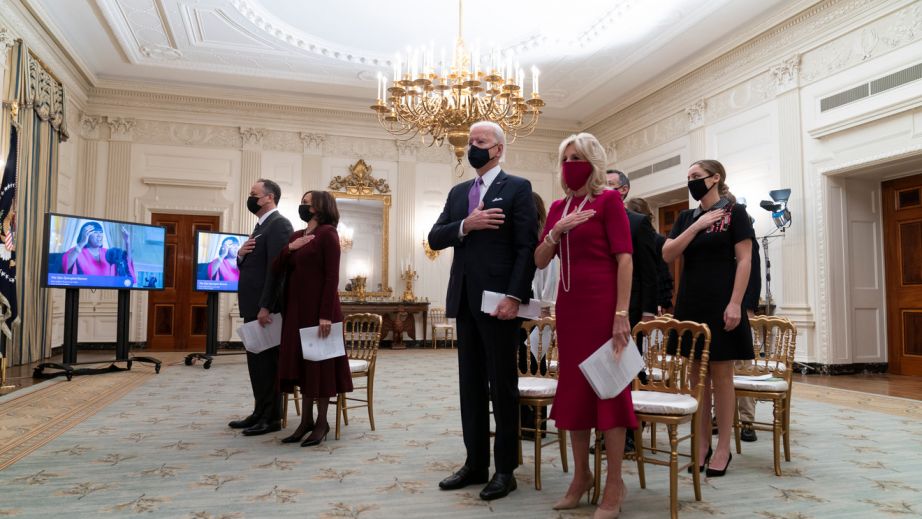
78, 221, 103, 243
533, 192, 547, 234
691, 159, 736, 204
306, 190, 340, 227
625, 197, 653, 219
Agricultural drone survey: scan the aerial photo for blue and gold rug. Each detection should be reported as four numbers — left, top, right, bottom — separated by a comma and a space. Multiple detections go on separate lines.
0, 349, 920, 518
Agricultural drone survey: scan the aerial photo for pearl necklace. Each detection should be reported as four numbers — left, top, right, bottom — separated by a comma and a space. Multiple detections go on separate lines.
559, 195, 590, 293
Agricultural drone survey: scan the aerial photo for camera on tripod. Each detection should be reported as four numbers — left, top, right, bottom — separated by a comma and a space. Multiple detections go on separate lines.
760, 189, 792, 230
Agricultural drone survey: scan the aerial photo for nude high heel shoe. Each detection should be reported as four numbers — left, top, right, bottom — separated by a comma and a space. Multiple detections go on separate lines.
552, 474, 593, 510
592, 478, 626, 519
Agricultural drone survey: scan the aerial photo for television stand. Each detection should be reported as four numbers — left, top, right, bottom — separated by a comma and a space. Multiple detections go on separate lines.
33, 289, 161, 380
184, 292, 242, 369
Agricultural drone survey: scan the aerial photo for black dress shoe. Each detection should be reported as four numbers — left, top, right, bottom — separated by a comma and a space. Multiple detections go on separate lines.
438, 465, 489, 490
228, 415, 258, 429
688, 446, 712, 474
741, 426, 758, 442
242, 420, 282, 436
479, 473, 516, 501
281, 424, 314, 444
300, 424, 330, 447
706, 453, 732, 477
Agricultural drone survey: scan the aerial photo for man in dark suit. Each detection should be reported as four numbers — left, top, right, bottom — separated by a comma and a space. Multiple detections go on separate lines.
607, 170, 658, 329
428, 121, 537, 501
229, 178, 293, 436
606, 170, 658, 454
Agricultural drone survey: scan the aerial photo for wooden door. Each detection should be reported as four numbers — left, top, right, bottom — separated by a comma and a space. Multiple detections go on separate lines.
146, 214, 219, 351
658, 200, 689, 309
882, 174, 922, 376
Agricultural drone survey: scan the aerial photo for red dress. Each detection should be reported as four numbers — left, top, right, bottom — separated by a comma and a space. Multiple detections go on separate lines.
275, 225, 353, 398
542, 189, 638, 431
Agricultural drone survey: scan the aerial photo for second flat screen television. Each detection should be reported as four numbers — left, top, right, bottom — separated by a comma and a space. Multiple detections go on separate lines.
195, 231, 248, 292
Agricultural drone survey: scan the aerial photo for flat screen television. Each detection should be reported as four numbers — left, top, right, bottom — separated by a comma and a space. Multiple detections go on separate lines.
194, 231, 248, 292
42, 213, 167, 290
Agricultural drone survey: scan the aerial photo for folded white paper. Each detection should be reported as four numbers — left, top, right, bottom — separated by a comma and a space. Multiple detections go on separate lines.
481, 290, 543, 320
299, 321, 346, 361
528, 326, 554, 360
578, 338, 646, 400
237, 313, 283, 354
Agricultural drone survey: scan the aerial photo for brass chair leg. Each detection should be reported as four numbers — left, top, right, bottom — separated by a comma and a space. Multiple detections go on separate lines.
335, 394, 343, 440
773, 398, 783, 476
783, 395, 792, 462
559, 428, 569, 473
342, 391, 349, 426
367, 372, 375, 431
534, 406, 542, 490
668, 424, 679, 519
734, 404, 743, 454
636, 427, 647, 489
690, 414, 702, 501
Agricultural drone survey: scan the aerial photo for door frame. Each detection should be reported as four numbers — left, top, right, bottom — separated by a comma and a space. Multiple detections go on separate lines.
133, 194, 235, 344
882, 173, 922, 376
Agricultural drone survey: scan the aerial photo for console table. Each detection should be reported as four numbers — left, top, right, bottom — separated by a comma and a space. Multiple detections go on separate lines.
341, 300, 430, 349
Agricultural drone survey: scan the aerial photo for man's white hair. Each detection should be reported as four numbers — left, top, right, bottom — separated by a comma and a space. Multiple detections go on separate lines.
470, 121, 506, 163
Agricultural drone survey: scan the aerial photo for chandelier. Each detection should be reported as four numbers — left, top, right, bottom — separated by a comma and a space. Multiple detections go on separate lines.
370, 0, 544, 167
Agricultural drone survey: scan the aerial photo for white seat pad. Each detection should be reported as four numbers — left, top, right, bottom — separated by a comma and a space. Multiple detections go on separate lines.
349, 359, 369, 373
650, 367, 665, 381
631, 391, 698, 415
519, 377, 557, 398
733, 376, 788, 392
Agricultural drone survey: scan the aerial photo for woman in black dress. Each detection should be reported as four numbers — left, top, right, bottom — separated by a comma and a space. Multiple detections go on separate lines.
662, 159, 753, 477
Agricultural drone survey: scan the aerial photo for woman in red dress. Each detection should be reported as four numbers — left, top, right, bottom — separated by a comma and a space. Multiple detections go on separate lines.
534, 133, 636, 519
275, 190, 352, 447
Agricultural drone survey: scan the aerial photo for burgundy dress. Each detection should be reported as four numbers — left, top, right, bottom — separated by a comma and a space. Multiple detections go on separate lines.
275, 225, 353, 398
542, 189, 639, 431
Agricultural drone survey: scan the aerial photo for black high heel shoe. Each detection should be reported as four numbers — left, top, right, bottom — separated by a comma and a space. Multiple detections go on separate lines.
706, 453, 732, 477
280, 424, 314, 444
300, 423, 330, 447
688, 446, 712, 474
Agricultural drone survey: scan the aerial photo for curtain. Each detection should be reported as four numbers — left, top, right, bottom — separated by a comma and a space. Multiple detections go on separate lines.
4, 41, 68, 366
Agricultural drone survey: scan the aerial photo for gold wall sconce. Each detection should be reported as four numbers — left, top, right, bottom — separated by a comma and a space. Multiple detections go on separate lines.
422, 239, 439, 261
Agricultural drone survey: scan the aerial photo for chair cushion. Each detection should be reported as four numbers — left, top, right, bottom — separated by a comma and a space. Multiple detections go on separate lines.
433, 324, 454, 329
519, 377, 557, 398
631, 391, 698, 415
349, 359, 369, 373
733, 376, 788, 392
650, 367, 665, 381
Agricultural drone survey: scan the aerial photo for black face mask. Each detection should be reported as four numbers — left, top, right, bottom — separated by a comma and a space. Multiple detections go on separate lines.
298, 204, 313, 223
246, 196, 262, 215
468, 143, 497, 169
687, 175, 715, 201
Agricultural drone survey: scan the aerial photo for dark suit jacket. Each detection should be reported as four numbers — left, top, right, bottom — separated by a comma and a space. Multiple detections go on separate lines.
427, 171, 538, 318
627, 209, 658, 326
653, 232, 675, 310
237, 210, 294, 321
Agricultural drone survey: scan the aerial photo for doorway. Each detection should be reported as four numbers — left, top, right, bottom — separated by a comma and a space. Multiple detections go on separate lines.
882, 173, 922, 376
146, 213, 220, 351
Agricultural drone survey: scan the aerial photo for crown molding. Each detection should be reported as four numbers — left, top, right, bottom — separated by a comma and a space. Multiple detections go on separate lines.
1, 0, 94, 103
584, 0, 913, 141
141, 176, 229, 190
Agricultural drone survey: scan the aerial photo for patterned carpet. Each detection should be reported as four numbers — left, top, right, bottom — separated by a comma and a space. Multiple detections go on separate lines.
0, 349, 920, 518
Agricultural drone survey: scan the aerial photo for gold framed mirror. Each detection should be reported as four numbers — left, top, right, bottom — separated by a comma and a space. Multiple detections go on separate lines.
330, 160, 392, 299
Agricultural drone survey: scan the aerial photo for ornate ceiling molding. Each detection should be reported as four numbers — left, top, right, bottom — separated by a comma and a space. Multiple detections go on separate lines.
106, 116, 135, 141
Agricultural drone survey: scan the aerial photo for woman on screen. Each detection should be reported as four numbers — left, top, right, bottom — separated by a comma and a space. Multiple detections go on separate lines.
62, 221, 137, 284
207, 236, 240, 281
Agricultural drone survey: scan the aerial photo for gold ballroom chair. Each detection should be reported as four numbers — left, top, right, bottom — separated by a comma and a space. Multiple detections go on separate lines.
335, 313, 383, 440
429, 307, 455, 349
518, 317, 568, 490
281, 387, 301, 429
733, 315, 797, 476
592, 318, 711, 519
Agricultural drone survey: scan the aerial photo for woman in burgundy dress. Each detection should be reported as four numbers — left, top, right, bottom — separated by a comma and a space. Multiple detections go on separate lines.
275, 190, 352, 447
534, 133, 636, 519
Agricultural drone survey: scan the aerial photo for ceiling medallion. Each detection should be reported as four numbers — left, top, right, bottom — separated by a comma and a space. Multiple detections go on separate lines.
369, 0, 544, 169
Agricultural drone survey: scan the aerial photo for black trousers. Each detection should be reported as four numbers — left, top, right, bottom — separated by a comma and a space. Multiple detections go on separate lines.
244, 317, 281, 423
456, 288, 520, 474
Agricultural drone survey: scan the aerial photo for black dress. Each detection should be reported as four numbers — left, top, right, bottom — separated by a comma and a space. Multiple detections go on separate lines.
669, 199, 754, 362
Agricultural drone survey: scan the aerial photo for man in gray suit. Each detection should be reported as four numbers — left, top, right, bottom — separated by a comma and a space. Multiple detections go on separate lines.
229, 178, 293, 436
